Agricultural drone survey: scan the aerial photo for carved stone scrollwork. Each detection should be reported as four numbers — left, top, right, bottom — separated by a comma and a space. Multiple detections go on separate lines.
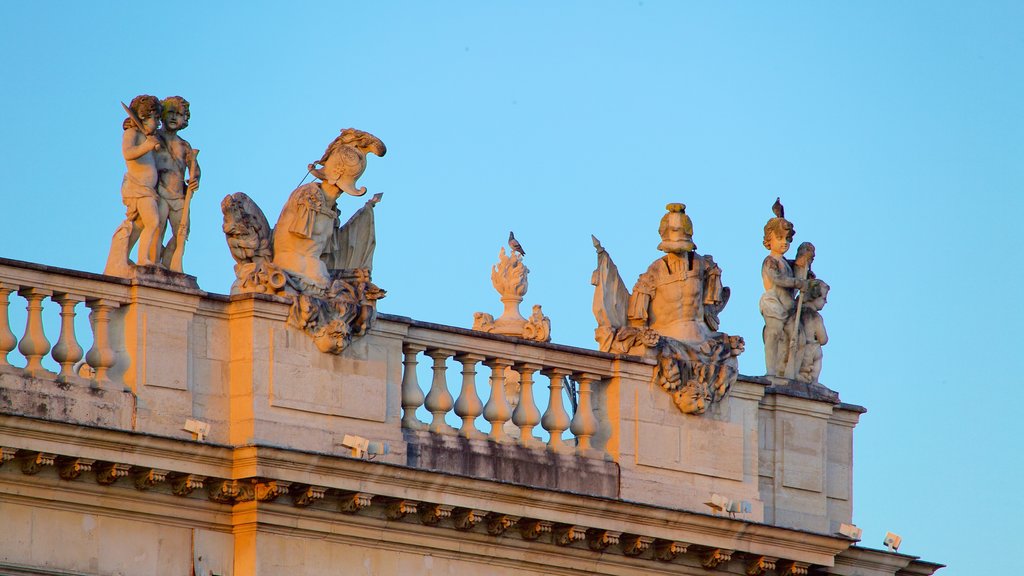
0, 447, 17, 466
701, 548, 734, 570
418, 504, 454, 526
291, 485, 327, 507
384, 499, 417, 520
746, 556, 778, 575
586, 529, 621, 551
56, 456, 95, 481
168, 473, 205, 497
452, 508, 487, 531
622, 535, 656, 557
340, 492, 374, 513
654, 539, 689, 562
339, 492, 374, 513
95, 462, 131, 485
17, 451, 55, 475
237, 480, 290, 503
552, 524, 587, 547
516, 518, 551, 540
132, 467, 168, 491
207, 479, 241, 503
778, 560, 810, 576
486, 513, 519, 536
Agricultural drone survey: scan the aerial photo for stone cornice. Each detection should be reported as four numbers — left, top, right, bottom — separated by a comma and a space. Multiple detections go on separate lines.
0, 413, 853, 568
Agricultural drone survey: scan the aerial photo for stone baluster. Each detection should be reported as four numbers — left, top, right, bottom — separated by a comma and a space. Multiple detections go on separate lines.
400, 344, 427, 430
570, 373, 601, 455
0, 283, 18, 368
50, 293, 85, 382
18, 287, 53, 376
424, 348, 456, 434
541, 368, 572, 453
512, 362, 542, 447
483, 358, 514, 443
84, 299, 119, 384
453, 353, 485, 439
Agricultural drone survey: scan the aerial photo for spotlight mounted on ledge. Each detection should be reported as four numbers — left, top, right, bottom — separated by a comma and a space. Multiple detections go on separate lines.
836, 523, 863, 540
883, 532, 902, 552
339, 434, 389, 460
183, 418, 210, 442
703, 494, 751, 518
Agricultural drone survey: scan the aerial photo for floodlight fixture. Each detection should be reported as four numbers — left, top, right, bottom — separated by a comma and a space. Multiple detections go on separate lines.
183, 418, 210, 441
341, 434, 371, 458
883, 532, 902, 552
837, 523, 863, 540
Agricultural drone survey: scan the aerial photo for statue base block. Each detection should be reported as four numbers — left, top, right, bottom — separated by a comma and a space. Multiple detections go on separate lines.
125, 265, 201, 292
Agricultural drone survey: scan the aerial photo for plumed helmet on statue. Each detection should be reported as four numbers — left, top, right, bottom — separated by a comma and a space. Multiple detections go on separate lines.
308, 128, 387, 197
657, 203, 696, 253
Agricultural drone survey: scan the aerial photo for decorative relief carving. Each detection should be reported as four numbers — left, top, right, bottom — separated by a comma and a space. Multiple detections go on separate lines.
621, 535, 656, 557
654, 539, 689, 562
207, 479, 241, 503
746, 556, 778, 575
95, 462, 131, 485
237, 480, 290, 503
586, 528, 621, 551
452, 508, 487, 531
701, 548, 733, 569
339, 492, 374, 513
17, 451, 55, 475
418, 504, 454, 526
56, 457, 94, 481
591, 206, 744, 415
486, 513, 519, 536
168, 473, 205, 496
517, 518, 552, 541
385, 499, 417, 520
471, 244, 551, 342
132, 467, 168, 491
0, 447, 17, 465
291, 485, 327, 507
220, 128, 386, 355
552, 524, 587, 546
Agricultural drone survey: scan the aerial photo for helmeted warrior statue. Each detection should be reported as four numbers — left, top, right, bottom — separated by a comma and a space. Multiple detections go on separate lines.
591, 204, 744, 414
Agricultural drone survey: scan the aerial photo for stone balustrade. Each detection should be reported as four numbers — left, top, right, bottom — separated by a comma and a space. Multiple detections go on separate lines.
397, 319, 616, 458
0, 258, 129, 387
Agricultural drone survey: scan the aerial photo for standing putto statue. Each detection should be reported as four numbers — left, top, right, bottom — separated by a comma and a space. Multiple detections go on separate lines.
759, 198, 829, 384
591, 204, 744, 415
220, 128, 387, 354
105, 95, 200, 279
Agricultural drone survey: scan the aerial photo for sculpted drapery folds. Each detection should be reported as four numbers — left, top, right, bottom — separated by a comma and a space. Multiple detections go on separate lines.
591, 204, 744, 415
221, 128, 387, 354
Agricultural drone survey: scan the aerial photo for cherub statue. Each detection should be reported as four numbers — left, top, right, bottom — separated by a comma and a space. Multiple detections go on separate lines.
106, 95, 164, 274
796, 279, 829, 384
759, 198, 810, 377
155, 96, 200, 272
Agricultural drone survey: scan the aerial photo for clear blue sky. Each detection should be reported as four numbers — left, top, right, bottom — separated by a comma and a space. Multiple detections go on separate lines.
2, 2, 1022, 573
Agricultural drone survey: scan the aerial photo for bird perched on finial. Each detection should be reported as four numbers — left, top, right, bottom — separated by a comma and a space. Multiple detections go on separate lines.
772, 197, 785, 218
508, 231, 526, 256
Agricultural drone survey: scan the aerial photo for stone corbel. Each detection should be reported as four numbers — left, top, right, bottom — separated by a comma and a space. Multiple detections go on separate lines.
516, 518, 551, 540
17, 451, 55, 475
778, 560, 810, 576
207, 479, 241, 503
418, 504, 454, 526
0, 447, 17, 466
237, 479, 291, 503
95, 462, 131, 485
56, 456, 95, 481
552, 524, 587, 547
586, 529, 621, 551
291, 485, 327, 507
486, 513, 519, 536
132, 467, 168, 491
654, 539, 689, 562
339, 492, 374, 514
746, 556, 778, 575
452, 508, 487, 531
622, 535, 656, 557
384, 499, 418, 520
701, 548, 733, 570
168, 473, 205, 497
